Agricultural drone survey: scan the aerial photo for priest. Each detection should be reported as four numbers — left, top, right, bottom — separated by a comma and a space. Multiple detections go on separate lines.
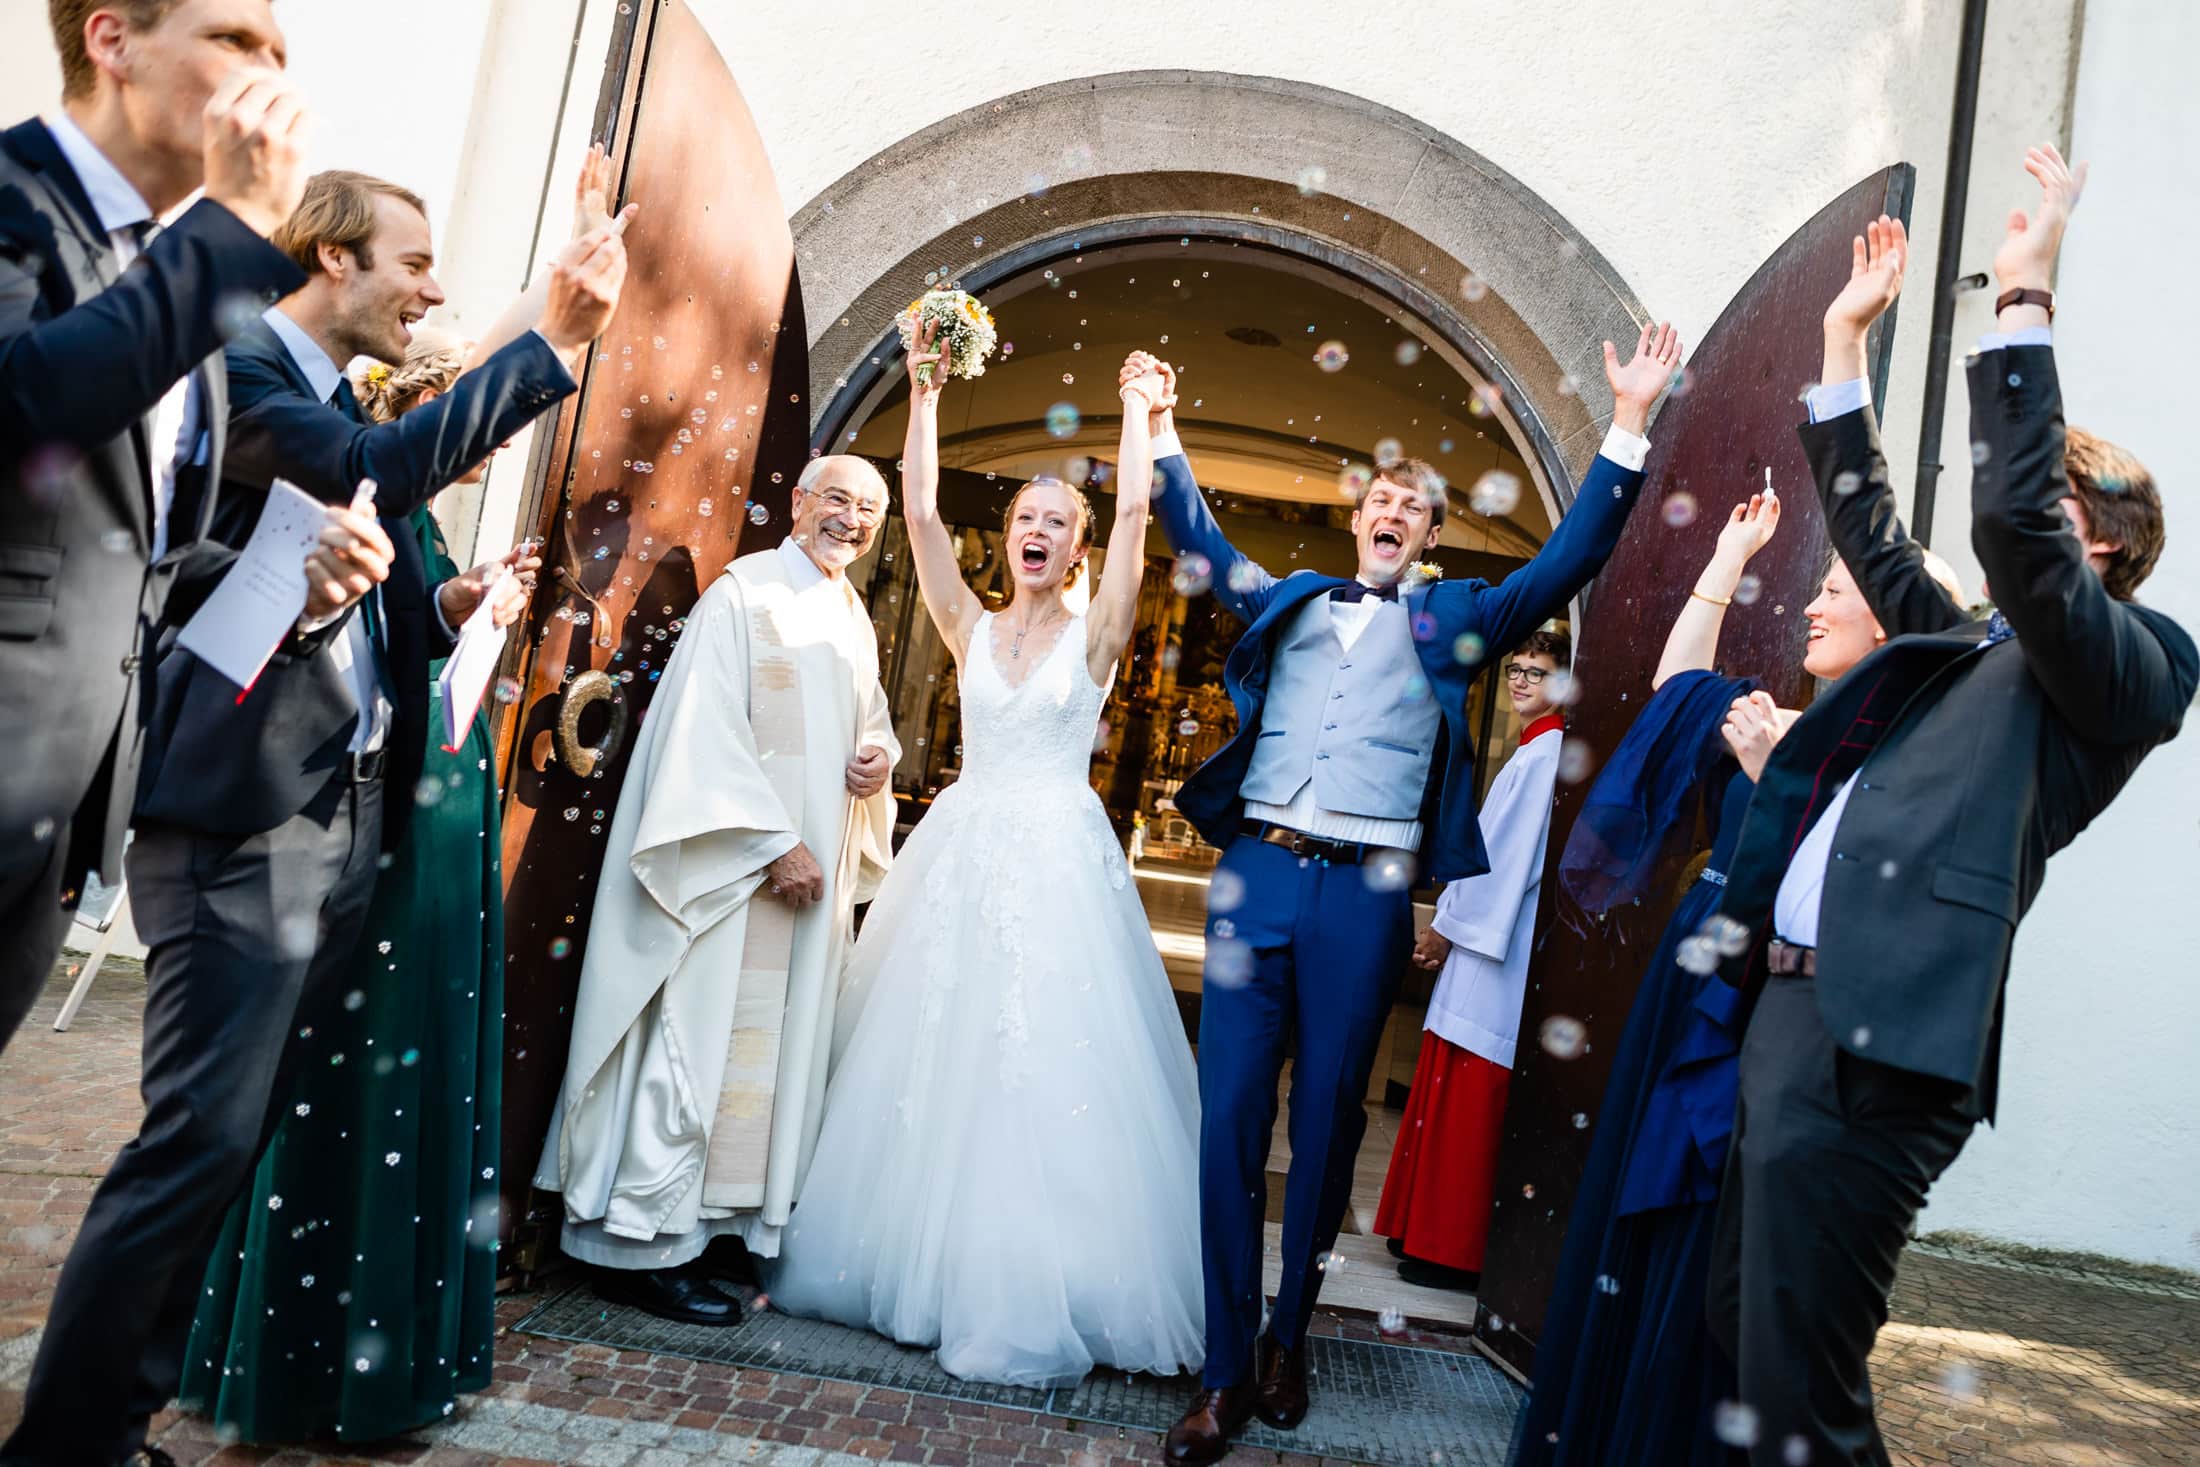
536, 455, 899, 1326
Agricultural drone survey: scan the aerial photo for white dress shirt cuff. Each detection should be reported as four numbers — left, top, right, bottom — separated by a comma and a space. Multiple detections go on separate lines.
1977, 325, 2054, 353
1599, 424, 1651, 471
1805, 377, 1872, 424
432, 579, 461, 641
297, 608, 343, 635
1150, 429, 1185, 461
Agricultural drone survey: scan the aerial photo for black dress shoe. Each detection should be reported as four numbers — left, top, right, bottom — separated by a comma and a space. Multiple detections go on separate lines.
1164, 1384, 1256, 1465
1385, 1236, 1406, 1259
1253, 1331, 1309, 1429
591, 1264, 745, 1325
122, 1450, 179, 1467
1396, 1257, 1480, 1292
698, 1233, 762, 1289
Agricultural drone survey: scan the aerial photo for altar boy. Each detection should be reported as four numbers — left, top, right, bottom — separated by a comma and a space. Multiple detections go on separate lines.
1374, 627, 1570, 1290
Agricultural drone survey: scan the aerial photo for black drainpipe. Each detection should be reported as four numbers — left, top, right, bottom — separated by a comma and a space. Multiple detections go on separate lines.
1911, 0, 1993, 548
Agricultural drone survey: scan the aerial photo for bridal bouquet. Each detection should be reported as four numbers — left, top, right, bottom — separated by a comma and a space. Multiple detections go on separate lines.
898, 288, 999, 386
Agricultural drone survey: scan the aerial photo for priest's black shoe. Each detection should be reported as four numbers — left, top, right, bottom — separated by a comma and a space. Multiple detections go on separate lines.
1395, 1257, 1479, 1292
590, 1264, 745, 1325
699, 1234, 762, 1290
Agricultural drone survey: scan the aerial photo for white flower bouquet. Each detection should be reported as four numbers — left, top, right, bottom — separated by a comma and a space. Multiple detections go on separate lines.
897, 288, 999, 386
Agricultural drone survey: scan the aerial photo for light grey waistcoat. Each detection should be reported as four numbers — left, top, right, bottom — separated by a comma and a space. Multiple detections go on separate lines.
1240, 592, 1441, 819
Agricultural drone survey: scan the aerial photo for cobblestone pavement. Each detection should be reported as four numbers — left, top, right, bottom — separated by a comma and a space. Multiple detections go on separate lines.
4, 966, 2196, 1465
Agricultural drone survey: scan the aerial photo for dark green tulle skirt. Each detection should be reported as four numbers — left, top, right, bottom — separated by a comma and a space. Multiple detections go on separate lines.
178, 675, 505, 1445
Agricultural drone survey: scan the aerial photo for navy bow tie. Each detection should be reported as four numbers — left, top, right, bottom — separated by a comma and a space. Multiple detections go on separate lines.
1982, 609, 2016, 647
1331, 581, 1399, 604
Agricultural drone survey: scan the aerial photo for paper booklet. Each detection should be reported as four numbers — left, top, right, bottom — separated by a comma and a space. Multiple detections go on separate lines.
437, 568, 510, 751
175, 478, 325, 691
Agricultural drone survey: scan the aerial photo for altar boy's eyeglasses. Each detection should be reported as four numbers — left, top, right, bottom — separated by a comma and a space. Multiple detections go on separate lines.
1504, 663, 1551, 685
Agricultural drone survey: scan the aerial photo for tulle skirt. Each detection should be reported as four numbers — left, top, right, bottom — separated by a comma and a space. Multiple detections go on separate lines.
765, 776, 1205, 1387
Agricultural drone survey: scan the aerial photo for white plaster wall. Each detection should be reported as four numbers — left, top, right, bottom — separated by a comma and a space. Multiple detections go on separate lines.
1913, 1, 2200, 1272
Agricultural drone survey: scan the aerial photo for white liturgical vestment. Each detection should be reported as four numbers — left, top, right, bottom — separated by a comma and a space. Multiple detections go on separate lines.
537, 541, 898, 1263
1422, 715, 1565, 1068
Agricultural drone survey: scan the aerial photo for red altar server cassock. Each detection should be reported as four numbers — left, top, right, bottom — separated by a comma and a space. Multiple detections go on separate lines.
1375, 712, 1565, 1273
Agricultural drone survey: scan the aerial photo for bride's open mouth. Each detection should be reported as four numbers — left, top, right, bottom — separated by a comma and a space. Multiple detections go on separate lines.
1019, 539, 1050, 572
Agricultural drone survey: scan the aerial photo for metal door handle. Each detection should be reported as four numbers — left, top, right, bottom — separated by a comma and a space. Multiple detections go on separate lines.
555, 669, 629, 778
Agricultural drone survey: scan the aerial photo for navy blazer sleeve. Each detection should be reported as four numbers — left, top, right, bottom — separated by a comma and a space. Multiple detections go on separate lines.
1798, 403, 1966, 637
224, 330, 577, 517
1967, 345, 2198, 744
1151, 449, 1280, 624
1463, 450, 1648, 652
0, 197, 302, 450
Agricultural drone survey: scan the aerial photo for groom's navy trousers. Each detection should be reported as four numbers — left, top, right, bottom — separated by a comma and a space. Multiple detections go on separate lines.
1198, 835, 1415, 1387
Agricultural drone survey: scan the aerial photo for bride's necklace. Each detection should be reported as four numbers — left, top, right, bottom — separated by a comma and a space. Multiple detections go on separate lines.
1003, 604, 1066, 660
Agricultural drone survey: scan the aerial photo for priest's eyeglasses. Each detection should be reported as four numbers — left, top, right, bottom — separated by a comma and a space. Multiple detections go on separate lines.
813, 487, 887, 524
1504, 663, 1552, 684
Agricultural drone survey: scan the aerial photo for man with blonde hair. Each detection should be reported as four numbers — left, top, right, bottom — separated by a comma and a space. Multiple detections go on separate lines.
538, 454, 901, 1325
0, 0, 321, 1060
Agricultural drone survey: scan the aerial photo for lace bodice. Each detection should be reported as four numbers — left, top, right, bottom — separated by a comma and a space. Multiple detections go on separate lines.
956, 613, 1112, 791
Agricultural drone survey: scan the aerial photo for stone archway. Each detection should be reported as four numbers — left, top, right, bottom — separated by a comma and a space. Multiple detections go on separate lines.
788, 70, 1650, 502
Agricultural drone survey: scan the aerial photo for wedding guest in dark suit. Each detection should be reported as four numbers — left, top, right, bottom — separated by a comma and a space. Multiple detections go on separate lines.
3, 166, 625, 1467
1707, 149, 2197, 1466
0, 0, 309, 1053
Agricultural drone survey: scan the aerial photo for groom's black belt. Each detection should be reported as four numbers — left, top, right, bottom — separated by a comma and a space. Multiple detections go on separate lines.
1765, 938, 1818, 978
1243, 820, 1376, 866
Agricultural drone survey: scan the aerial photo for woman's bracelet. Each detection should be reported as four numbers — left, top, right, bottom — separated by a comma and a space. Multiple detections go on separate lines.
1690, 588, 1733, 608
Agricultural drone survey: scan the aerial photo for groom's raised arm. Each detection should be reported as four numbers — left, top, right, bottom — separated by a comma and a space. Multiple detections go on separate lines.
1129, 352, 1279, 624
1471, 323, 1678, 653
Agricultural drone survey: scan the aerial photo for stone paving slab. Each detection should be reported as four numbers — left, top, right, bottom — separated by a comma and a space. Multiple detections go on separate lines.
4, 966, 2197, 1466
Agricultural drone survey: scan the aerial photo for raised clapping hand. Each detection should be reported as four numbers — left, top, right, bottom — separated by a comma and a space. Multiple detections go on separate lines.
1721, 690, 1795, 784
1714, 490, 1781, 566
538, 215, 633, 355
1995, 144, 2087, 293
572, 142, 638, 239
845, 745, 890, 798
1827, 215, 1908, 339
202, 68, 311, 238
301, 505, 393, 620
1602, 322, 1682, 437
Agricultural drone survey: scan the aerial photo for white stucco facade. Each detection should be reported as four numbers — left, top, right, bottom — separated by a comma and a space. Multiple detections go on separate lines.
6, 0, 2191, 1267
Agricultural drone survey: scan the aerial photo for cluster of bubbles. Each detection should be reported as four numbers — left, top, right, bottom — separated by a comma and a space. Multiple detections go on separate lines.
1170, 553, 1213, 597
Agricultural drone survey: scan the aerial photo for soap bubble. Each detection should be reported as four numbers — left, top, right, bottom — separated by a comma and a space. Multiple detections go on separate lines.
1558, 736, 1595, 784
1394, 341, 1422, 366
1470, 471, 1522, 517
1209, 869, 1247, 913
1712, 1401, 1760, 1448
1832, 471, 1863, 497
1296, 164, 1328, 196
1314, 340, 1350, 372
1460, 272, 1489, 303
1206, 937, 1253, 989
1170, 553, 1213, 596
1734, 574, 1763, 606
1676, 936, 1719, 975
748, 502, 769, 525
1373, 437, 1404, 465
493, 676, 523, 704
1539, 1015, 1587, 1061
549, 937, 572, 960
1045, 402, 1081, 438
1452, 633, 1485, 666
1364, 849, 1417, 892
1662, 492, 1698, 528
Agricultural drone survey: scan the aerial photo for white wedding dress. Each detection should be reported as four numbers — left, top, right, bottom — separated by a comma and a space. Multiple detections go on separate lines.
765, 612, 1204, 1387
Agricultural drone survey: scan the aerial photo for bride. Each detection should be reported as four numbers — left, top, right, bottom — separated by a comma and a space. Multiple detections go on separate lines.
763, 333, 1203, 1386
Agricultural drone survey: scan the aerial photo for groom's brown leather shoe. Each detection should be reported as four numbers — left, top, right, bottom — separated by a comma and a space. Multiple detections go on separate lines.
1164, 1385, 1255, 1465
1253, 1332, 1309, 1428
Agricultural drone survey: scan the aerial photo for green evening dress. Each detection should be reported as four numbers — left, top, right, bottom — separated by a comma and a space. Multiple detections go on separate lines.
179, 508, 506, 1445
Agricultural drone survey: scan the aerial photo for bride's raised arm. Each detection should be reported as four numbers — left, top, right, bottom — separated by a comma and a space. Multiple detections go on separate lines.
902, 319, 982, 661
1086, 360, 1166, 684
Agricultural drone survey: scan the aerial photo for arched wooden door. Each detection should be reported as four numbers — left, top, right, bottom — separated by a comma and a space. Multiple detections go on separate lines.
1477, 165, 1916, 1371
490, 0, 811, 1259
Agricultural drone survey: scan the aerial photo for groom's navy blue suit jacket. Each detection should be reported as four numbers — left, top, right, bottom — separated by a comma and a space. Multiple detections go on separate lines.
1152, 447, 1648, 884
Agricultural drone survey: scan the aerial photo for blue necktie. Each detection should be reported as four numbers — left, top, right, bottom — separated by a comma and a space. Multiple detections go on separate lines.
1331, 581, 1398, 604
1982, 609, 2015, 648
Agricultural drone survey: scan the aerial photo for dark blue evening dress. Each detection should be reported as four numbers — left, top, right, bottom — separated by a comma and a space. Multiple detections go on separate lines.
1509, 669, 1757, 1467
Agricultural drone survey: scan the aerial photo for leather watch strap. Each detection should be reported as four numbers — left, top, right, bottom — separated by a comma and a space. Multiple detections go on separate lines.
1994, 286, 2055, 321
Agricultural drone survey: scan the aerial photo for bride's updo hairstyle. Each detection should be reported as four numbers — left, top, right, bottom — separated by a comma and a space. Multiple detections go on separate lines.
1002, 475, 1096, 590
351, 326, 469, 424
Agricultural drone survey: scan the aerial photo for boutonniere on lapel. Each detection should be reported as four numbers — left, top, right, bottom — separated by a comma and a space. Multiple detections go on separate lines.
1403, 562, 1444, 591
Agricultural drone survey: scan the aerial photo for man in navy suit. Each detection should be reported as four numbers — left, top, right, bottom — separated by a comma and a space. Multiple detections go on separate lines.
0, 0, 313, 1055
4, 167, 625, 1466
1131, 325, 1684, 1462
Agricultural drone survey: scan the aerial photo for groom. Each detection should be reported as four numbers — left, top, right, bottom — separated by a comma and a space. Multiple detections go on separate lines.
1132, 326, 1681, 1462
